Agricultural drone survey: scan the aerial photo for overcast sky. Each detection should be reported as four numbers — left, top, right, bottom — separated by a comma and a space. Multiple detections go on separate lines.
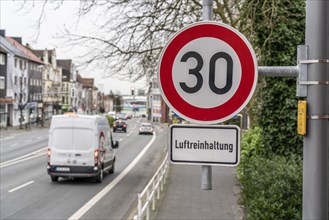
0, 0, 146, 95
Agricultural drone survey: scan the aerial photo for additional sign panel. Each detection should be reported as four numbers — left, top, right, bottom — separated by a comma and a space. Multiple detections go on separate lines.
158, 21, 258, 124
169, 124, 240, 166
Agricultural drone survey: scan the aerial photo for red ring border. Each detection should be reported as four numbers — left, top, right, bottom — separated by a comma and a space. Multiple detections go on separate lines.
159, 22, 257, 123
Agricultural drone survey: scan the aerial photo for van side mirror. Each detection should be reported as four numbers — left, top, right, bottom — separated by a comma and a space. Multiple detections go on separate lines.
113, 141, 119, 149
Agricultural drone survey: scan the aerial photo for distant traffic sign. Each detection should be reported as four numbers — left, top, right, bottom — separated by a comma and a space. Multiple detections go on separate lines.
158, 21, 258, 124
169, 124, 240, 166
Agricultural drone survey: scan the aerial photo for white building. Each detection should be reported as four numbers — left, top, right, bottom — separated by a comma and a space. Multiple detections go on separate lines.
149, 76, 162, 122
32, 48, 62, 119
1, 34, 44, 127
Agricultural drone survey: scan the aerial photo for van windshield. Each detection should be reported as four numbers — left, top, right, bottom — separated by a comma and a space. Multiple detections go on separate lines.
53, 128, 94, 150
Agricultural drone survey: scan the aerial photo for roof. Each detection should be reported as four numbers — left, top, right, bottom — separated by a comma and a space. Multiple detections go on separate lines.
5, 36, 43, 64
83, 78, 94, 88
32, 49, 54, 64
77, 74, 84, 83
57, 59, 72, 70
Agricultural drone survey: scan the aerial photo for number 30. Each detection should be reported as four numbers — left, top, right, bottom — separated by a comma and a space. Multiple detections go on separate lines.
179, 51, 233, 95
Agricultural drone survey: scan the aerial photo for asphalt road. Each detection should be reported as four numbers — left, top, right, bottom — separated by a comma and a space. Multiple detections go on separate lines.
0, 117, 168, 220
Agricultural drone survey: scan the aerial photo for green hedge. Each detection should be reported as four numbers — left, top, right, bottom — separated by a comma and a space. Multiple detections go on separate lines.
238, 128, 302, 220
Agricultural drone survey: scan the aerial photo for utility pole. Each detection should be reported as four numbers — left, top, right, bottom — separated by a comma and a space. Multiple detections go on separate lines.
302, 1, 329, 219
199, 2, 329, 217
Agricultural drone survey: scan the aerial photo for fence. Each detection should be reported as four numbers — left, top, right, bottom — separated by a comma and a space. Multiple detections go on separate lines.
133, 153, 169, 220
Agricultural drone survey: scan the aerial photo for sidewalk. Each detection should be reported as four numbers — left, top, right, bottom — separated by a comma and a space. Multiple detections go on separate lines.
156, 164, 244, 220
0, 121, 50, 138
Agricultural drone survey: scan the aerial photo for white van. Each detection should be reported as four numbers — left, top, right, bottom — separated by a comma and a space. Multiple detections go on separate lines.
47, 114, 119, 183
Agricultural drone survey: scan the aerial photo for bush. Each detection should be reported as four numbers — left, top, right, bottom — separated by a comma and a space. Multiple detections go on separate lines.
106, 116, 115, 128
237, 126, 264, 178
238, 154, 302, 220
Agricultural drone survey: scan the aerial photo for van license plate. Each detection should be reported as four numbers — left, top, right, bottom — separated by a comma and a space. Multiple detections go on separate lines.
56, 167, 70, 172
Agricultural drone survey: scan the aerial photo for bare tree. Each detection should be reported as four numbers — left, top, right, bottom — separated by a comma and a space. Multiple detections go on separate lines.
19, 0, 252, 84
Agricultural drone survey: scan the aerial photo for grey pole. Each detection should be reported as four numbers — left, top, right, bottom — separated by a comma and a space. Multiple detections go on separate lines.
201, 0, 213, 190
303, 0, 329, 219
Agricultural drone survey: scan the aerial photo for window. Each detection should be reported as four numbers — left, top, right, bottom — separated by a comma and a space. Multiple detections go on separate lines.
0, 54, 5, 65
14, 76, 17, 85
153, 81, 159, 89
15, 59, 17, 67
0, 76, 5, 89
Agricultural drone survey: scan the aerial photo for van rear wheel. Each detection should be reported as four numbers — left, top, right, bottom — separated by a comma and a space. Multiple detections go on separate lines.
95, 169, 103, 183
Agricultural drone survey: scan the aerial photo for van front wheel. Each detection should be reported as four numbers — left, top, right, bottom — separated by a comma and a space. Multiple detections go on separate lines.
95, 169, 103, 183
109, 161, 115, 174
51, 176, 59, 182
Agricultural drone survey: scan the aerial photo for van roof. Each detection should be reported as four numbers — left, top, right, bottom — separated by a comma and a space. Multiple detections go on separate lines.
51, 114, 108, 128
54, 114, 103, 119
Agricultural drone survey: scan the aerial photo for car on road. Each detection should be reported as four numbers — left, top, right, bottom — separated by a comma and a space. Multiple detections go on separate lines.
139, 123, 153, 135
113, 119, 127, 132
47, 114, 119, 183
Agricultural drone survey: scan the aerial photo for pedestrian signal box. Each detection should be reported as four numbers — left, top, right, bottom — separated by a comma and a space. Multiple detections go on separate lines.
297, 100, 307, 135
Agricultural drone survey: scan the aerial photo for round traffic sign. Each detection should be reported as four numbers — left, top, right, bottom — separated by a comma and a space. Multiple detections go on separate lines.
158, 21, 258, 124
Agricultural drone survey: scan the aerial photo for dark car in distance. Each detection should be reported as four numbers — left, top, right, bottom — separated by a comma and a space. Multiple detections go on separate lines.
113, 120, 127, 132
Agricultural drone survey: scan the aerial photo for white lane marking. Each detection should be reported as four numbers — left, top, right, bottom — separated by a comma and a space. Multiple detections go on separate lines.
68, 133, 157, 220
119, 138, 123, 142
1, 136, 14, 141
25, 139, 32, 143
37, 136, 42, 139
0, 147, 47, 168
9, 180, 34, 193
10, 143, 18, 147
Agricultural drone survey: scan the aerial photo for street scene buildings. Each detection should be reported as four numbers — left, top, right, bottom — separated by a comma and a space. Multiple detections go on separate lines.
0, 29, 169, 129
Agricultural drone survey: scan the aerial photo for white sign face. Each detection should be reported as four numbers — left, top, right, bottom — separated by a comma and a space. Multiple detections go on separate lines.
169, 124, 240, 166
172, 37, 242, 108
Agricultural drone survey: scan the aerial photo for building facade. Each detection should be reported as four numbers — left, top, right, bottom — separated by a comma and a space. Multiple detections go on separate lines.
1, 32, 44, 127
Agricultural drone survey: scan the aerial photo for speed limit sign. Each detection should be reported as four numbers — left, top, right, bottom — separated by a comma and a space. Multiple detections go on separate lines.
158, 21, 258, 124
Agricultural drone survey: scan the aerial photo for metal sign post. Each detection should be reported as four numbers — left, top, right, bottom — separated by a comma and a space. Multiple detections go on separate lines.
201, 0, 213, 190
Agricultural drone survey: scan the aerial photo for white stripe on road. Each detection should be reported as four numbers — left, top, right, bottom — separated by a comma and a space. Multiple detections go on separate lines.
68, 133, 157, 220
1, 136, 14, 141
9, 180, 34, 193
0, 147, 47, 168
25, 139, 32, 143
10, 143, 18, 147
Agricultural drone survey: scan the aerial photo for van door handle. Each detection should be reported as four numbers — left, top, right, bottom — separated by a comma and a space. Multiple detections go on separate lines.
75, 154, 81, 156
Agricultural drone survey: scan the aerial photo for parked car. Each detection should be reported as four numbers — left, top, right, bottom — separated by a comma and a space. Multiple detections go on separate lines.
47, 114, 119, 183
113, 119, 127, 132
139, 123, 153, 135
